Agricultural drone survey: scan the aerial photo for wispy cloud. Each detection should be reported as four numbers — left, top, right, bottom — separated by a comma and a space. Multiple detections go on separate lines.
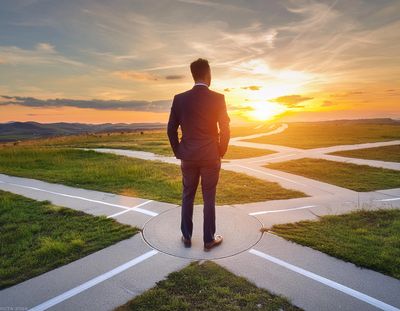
321, 100, 336, 107
113, 71, 159, 82
1, 95, 171, 112
112, 71, 185, 82
271, 95, 313, 108
175, 0, 253, 12
0, 43, 84, 66
241, 85, 262, 91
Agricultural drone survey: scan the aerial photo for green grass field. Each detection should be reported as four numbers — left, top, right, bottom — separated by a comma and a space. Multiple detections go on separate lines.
246, 122, 400, 149
16, 130, 275, 160
29, 131, 173, 155
0, 190, 137, 289
116, 261, 301, 311
330, 145, 400, 163
266, 158, 400, 191
0, 147, 304, 204
224, 145, 275, 159
271, 209, 400, 279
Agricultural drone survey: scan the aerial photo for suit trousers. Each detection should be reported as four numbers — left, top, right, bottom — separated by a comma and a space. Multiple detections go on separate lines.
180, 158, 221, 243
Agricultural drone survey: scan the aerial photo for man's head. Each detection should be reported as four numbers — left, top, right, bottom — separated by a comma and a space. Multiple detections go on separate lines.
190, 58, 211, 86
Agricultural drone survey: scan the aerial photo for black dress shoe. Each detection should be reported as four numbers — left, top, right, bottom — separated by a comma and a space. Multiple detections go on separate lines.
181, 236, 191, 248
204, 235, 223, 251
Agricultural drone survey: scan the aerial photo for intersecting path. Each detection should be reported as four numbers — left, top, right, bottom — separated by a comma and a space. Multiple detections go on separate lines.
1, 126, 400, 311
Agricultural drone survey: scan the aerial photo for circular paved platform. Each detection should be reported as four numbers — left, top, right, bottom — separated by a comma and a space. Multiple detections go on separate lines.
142, 205, 263, 260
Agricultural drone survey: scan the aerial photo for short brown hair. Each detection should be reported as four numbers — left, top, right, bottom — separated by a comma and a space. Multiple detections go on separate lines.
190, 58, 210, 80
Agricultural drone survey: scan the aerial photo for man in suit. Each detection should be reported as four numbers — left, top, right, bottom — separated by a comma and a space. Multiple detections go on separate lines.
167, 58, 230, 251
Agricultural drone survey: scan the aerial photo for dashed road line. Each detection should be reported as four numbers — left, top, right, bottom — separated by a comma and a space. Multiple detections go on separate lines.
249, 205, 315, 216
29, 250, 159, 311
249, 249, 400, 311
0, 181, 158, 217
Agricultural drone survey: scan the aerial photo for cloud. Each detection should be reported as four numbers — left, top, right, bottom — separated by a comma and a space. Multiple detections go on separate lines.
321, 100, 336, 107
271, 95, 313, 108
224, 88, 231, 92
165, 74, 185, 80
176, 0, 253, 12
241, 85, 261, 91
113, 70, 159, 81
228, 105, 255, 115
113, 71, 185, 82
1, 95, 171, 112
0, 43, 84, 66
330, 91, 365, 98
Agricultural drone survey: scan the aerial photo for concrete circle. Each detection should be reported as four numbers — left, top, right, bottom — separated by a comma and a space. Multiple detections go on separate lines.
142, 205, 263, 260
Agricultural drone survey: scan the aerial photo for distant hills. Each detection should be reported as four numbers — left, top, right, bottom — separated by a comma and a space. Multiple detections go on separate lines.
297, 118, 400, 125
0, 118, 398, 142
0, 121, 166, 142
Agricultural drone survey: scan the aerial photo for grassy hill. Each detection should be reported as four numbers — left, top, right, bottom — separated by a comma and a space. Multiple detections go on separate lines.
0, 121, 165, 142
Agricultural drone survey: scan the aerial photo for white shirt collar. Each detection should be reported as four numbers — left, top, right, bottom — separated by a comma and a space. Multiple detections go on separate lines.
194, 82, 209, 88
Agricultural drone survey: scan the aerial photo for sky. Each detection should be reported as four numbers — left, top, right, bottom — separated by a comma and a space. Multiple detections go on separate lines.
0, 0, 399, 124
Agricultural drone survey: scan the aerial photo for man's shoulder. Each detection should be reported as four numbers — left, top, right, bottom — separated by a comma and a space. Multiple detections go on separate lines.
208, 89, 224, 98
175, 88, 224, 98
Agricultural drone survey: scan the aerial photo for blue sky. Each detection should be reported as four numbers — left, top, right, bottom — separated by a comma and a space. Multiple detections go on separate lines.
0, 0, 399, 123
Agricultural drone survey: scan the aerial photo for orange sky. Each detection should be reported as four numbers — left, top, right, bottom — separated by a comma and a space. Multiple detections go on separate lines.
1, 0, 399, 124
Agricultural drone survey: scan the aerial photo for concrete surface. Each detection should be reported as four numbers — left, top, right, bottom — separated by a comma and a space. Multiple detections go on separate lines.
217, 233, 400, 311
143, 205, 262, 260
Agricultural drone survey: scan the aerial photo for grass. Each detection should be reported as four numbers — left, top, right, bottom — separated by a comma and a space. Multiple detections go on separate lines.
246, 122, 400, 149
330, 145, 400, 163
230, 123, 278, 138
0, 147, 305, 205
15, 130, 276, 160
116, 261, 301, 311
271, 209, 400, 279
0, 190, 137, 289
28, 131, 174, 156
224, 145, 275, 159
266, 158, 400, 191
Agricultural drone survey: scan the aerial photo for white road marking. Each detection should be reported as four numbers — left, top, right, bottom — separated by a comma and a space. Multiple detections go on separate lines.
249, 249, 400, 311
248, 153, 297, 163
233, 165, 306, 185
107, 200, 153, 218
0, 181, 158, 217
29, 250, 158, 311
374, 197, 400, 202
249, 205, 315, 216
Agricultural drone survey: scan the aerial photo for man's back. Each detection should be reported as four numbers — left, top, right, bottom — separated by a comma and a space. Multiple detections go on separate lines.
167, 85, 230, 161
168, 58, 228, 249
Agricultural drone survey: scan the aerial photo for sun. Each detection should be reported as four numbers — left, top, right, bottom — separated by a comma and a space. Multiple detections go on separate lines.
245, 101, 287, 121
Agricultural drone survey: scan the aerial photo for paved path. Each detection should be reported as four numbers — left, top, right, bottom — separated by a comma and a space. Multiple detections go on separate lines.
1, 125, 400, 310
0, 172, 399, 310
230, 123, 289, 141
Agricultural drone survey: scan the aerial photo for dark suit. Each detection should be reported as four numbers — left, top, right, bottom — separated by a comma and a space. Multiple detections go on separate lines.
167, 84, 230, 243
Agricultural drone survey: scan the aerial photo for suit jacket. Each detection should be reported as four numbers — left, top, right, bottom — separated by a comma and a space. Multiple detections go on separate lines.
167, 85, 230, 161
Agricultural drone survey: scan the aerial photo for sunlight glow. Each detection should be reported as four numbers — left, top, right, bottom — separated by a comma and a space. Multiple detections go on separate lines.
245, 101, 287, 121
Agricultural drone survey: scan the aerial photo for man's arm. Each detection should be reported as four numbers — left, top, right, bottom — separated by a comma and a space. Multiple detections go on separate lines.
218, 95, 230, 158
167, 95, 180, 158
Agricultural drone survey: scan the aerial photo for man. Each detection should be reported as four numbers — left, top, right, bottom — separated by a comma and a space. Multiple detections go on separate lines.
167, 58, 230, 251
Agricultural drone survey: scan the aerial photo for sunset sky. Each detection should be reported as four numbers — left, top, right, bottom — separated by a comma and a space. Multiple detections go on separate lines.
0, 0, 399, 124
